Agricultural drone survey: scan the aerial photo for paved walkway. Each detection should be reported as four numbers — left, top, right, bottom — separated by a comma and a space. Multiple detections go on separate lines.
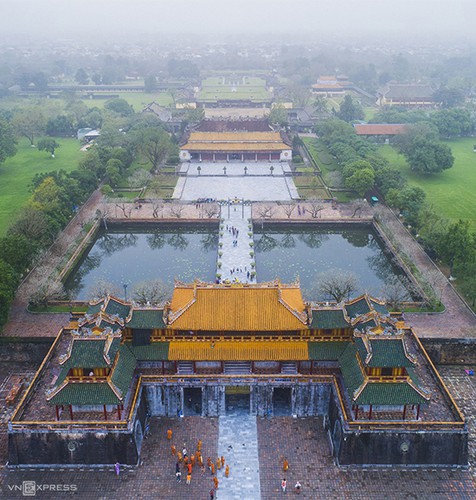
219, 204, 255, 284
217, 415, 260, 499
174, 162, 298, 201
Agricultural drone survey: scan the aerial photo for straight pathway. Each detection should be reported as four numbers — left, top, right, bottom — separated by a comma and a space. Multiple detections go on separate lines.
218, 204, 256, 284
216, 415, 261, 499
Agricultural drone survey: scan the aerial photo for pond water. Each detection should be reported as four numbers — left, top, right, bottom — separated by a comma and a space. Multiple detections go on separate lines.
254, 224, 410, 300
66, 224, 218, 300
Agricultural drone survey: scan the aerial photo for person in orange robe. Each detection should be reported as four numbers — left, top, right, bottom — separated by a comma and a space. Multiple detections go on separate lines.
191, 454, 196, 466
171, 444, 176, 456
167, 429, 173, 440
216, 457, 221, 470
177, 451, 183, 463
225, 465, 230, 478
213, 476, 219, 489
210, 463, 215, 475
197, 439, 202, 452
221, 456, 225, 467
283, 458, 289, 472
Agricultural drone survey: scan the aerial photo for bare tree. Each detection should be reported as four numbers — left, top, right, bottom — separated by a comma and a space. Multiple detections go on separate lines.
128, 169, 152, 189
24, 267, 67, 307
203, 203, 219, 219
282, 203, 296, 219
313, 268, 358, 302
152, 201, 164, 218
132, 279, 172, 305
381, 277, 412, 311
169, 204, 185, 218
308, 200, 324, 218
351, 199, 367, 218
88, 280, 121, 301
115, 203, 133, 218
256, 204, 275, 219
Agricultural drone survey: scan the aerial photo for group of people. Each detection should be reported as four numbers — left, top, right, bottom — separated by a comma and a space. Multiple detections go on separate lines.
281, 478, 302, 494
168, 431, 229, 494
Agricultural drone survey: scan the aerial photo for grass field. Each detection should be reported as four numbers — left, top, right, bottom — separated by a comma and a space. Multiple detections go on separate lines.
301, 137, 340, 180
379, 138, 476, 230
82, 92, 174, 111
0, 138, 84, 236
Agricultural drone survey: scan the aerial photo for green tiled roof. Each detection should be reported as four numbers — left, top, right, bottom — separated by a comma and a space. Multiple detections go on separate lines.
370, 299, 389, 316
87, 303, 102, 315
310, 310, 349, 329
354, 382, 428, 405
308, 342, 349, 360
104, 298, 131, 319
345, 297, 371, 318
127, 343, 170, 360
339, 343, 365, 396
127, 309, 166, 329
50, 383, 121, 406
111, 345, 137, 397
67, 337, 121, 368
355, 337, 414, 368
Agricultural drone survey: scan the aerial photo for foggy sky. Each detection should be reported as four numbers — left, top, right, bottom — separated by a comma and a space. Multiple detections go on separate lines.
0, 0, 475, 42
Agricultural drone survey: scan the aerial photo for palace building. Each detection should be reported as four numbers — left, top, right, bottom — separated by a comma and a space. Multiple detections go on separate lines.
9, 281, 468, 467
179, 119, 292, 162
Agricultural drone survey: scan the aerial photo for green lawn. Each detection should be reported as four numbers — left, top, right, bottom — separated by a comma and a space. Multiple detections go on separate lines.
0, 138, 84, 235
302, 137, 341, 186
379, 138, 476, 230
199, 76, 270, 102
82, 92, 174, 111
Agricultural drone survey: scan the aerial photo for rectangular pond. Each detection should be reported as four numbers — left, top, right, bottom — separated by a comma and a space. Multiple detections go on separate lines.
65, 223, 218, 300
254, 223, 412, 300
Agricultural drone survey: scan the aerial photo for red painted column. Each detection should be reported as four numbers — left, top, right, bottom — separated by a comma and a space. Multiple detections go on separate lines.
416, 404, 420, 420
55, 405, 60, 421
355, 405, 359, 420
402, 405, 407, 420
369, 404, 373, 420
103, 405, 108, 421
117, 405, 122, 420
69, 405, 74, 421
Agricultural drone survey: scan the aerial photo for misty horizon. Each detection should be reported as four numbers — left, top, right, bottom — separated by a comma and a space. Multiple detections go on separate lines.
0, 0, 475, 43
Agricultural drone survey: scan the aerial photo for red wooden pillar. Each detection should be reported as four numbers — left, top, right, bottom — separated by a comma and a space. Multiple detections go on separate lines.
251, 361, 255, 374
310, 362, 313, 375
69, 404, 74, 421
161, 361, 164, 375
297, 361, 301, 374
416, 404, 421, 420
103, 405, 108, 421
221, 361, 224, 373
192, 361, 196, 374
117, 405, 122, 420
55, 405, 60, 421
355, 405, 359, 420
279, 361, 282, 373
402, 405, 407, 420
174, 361, 177, 374
369, 404, 373, 420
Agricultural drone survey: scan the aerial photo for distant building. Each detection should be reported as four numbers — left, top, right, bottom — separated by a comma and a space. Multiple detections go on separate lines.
311, 75, 352, 96
179, 119, 292, 162
377, 84, 437, 108
353, 123, 408, 142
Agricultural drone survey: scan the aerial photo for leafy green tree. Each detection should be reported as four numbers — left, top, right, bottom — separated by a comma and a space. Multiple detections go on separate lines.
75, 68, 89, 85
268, 105, 288, 128
344, 167, 375, 196
454, 261, 476, 306
136, 128, 172, 172
0, 118, 17, 164
439, 220, 475, 274
104, 98, 134, 117
0, 234, 37, 275
37, 138, 60, 157
79, 148, 105, 180
105, 159, 122, 187
416, 205, 448, 258
386, 186, 426, 226
431, 108, 474, 138
46, 115, 74, 137
0, 259, 18, 328
405, 138, 454, 174
144, 74, 158, 92
12, 107, 46, 146
337, 95, 364, 123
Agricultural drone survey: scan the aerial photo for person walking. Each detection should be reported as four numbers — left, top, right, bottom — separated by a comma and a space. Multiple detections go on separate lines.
186, 472, 192, 485
175, 462, 181, 483
209, 488, 215, 500
294, 480, 301, 494
281, 478, 287, 493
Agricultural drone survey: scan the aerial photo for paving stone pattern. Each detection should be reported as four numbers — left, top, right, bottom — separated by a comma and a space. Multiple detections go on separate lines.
218, 204, 255, 284
217, 415, 260, 499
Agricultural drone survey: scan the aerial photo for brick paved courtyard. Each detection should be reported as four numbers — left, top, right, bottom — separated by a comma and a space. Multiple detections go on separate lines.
0, 364, 474, 499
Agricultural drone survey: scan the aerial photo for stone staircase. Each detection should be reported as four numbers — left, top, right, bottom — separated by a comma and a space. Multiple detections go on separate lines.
177, 361, 194, 374
224, 361, 251, 375
281, 361, 298, 374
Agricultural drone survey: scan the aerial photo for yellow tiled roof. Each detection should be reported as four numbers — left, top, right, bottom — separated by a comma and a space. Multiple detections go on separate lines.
168, 340, 308, 361
167, 282, 308, 331
188, 131, 282, 142
181, 142, 289, 151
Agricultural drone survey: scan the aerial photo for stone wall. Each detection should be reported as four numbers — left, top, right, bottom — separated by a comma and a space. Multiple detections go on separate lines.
0, 339, 53, 363
327, 390, 469, 467
421, 338, 476, 365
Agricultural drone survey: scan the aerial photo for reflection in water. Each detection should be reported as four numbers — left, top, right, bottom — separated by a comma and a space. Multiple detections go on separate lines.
66, 225, 218, 300
255, 224, 411, 301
